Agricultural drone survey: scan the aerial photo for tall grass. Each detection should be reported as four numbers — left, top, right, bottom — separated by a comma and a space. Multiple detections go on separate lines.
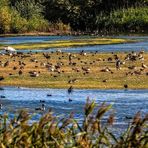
0, 99, 147, 147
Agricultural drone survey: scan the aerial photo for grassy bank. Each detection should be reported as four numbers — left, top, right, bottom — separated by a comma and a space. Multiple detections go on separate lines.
0, 38, 133, 50
0, 52, 147, 89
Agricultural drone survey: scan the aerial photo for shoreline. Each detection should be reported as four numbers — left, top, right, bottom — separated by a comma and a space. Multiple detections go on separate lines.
0, 32, 148, 37
0, 84, 148, 90
0, 38, 133, 50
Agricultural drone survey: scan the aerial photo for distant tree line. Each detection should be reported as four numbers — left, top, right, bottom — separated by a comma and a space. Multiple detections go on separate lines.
0, 0, 148, 34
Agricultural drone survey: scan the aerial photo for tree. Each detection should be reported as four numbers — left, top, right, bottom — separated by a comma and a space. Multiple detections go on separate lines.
0, 6, 11, 33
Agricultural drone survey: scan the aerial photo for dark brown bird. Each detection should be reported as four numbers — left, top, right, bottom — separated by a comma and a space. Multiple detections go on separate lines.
13, 66, 17, 70
43, 53, 51, 62
68, 86, 73, 94
4, 61, 9, 67
18, 70, 23, 75
124, 84, 128, 89
0, 76, 4, 81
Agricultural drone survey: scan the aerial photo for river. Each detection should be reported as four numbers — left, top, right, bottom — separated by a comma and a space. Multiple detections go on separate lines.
0, 35, 148, 134
0, 87, 148, 133
0, 35, 148, 52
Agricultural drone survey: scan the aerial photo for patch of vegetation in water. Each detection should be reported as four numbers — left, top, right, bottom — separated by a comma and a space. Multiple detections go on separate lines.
0, 38, 134, 50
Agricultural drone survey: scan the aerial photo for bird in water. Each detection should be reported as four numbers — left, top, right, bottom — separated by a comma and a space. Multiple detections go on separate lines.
68, 86, 73, 94
0, 104, 2, 110
68, 98, 72, 102
40, 100, 45, 103
35, 104, 45, 111
47, 94, 52, 97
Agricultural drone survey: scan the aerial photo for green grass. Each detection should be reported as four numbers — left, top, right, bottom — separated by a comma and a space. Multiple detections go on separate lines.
0, 38, 133, 50
0, 52, 147, 89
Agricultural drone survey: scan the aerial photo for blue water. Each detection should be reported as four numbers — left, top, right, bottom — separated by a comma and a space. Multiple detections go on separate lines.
0, 35, 148, 52
0, 87, 147, 131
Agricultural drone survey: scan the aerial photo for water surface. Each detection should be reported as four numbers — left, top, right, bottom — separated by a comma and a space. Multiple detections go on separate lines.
0, 35, 148, 52
0, 87, 147, 133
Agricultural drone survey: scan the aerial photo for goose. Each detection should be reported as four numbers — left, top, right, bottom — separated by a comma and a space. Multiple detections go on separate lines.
13, 66, 17, 70
4, 61, 9, 67
68, 86, 73, 94
100, 67, 110, 72
40, 100, 45, 103
128, 65, 136, 70
125, 116, 132, 120
116, 59, 121, 70
30, 72, 39, 77
102, 79, 108, 83
142, 63, 147, 69
68, 79, 78, 84
0, 104, 2, 110
0, 95, 6, 98
68, 98, 72, 102
35, 104, 45, 111
124, 84, 128, 89
0, 76, 4, 81
43, 53, 51, 62
47, 94, 52, 97
108, 57, 113, 61
18, 70, 23, 75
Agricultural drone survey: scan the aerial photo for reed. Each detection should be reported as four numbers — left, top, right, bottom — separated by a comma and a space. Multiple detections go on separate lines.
0, 100, 147, 147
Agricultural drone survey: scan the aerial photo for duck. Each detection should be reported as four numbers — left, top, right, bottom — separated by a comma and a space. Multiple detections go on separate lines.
0, 95, 6, 98
35, 104, 45, 111
0, 104, 2, 110
47, 94, 52, 97
68, 98, 72, 102
40, 100, 45, 103
125, 116, 132, 120
68, 86, 73, 94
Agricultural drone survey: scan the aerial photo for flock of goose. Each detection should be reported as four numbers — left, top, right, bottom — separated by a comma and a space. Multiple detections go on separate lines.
0, 49, 147, 84
0, 48, 147, 110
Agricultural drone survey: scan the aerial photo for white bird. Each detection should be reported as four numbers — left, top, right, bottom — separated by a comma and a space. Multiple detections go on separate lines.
4, 46, 16, 52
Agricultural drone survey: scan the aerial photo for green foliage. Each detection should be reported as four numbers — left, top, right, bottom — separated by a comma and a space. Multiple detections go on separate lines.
14, 0, 43, 20
0, 100, 147, 147
0, 0, 148, 34
108, 7, 148, 32
0, 6, 11, 33
0, 0, 9, 8
27, 16, 49, 32
10, 9, 28, 33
